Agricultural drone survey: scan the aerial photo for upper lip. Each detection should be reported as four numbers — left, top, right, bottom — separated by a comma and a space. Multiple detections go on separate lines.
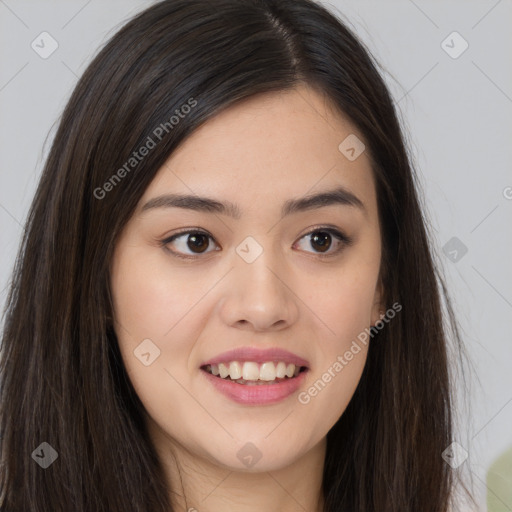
201, 347, 310, 368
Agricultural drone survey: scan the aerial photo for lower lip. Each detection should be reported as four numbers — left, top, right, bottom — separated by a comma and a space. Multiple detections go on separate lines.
201, 369, 308, 405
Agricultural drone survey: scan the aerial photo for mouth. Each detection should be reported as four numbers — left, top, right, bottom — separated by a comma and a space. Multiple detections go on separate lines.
199, 347, 310, 404
201, 361, 309, 385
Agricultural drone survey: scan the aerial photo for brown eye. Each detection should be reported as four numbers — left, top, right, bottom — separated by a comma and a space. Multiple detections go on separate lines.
186, 233, 210, 253
294, 228, 349, 257
309, 231, 332, 253
162, 227, 350, 260
163, 230, 220, 258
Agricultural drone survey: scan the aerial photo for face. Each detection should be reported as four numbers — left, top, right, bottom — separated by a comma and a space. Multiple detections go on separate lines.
110, 83, 383, 474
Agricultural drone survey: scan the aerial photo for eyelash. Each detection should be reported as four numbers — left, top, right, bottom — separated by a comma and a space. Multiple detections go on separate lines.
159, 225, 353, 261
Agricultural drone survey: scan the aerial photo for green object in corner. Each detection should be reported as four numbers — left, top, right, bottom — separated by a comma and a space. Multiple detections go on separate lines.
487, 445, 512, 512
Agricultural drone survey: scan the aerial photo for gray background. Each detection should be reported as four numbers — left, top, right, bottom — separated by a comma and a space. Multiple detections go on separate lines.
1, 1, 511, 510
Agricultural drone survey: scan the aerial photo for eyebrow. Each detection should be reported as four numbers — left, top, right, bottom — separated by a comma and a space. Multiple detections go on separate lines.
140, 186, 366, 219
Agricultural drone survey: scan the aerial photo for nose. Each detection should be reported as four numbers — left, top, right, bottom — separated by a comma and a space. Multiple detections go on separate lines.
218, 245, 300, 332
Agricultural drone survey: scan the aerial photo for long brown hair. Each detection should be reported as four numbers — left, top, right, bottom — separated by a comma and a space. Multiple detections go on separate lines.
0, 0, 473, 510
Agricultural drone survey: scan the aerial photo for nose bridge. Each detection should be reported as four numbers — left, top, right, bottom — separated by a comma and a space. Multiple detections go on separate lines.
235, 236, 285, 300
219, 235, 298, 330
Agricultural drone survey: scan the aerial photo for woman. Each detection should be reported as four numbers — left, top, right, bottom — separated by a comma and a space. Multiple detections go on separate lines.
0, 0, 473, 510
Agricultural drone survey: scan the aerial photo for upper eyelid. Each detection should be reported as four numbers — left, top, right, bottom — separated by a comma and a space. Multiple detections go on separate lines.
164, 225, 346, 243
163, 226, 349, 256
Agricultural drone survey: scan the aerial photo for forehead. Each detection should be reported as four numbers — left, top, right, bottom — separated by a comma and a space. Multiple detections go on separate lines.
139, 84, 377, 220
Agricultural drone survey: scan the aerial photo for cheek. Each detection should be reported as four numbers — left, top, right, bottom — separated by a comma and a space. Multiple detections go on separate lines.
298, 256, 380, 349
110, 244, 212, 397
110, 245, 210, 339
292, 252, 378, 426
297, 343, 368, 438
110, 247, 207, 440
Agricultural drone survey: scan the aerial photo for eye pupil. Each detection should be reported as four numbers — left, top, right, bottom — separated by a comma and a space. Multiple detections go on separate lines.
311, 232, 331, 253
188, 234, 209, 253
167, 228, 343, 259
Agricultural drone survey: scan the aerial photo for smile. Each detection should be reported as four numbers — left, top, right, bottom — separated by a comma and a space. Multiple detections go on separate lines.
200, 347, 310, 405
202, 361, 307, 384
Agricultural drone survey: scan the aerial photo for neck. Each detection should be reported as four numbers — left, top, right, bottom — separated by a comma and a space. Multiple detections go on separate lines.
147, 419, 326, 512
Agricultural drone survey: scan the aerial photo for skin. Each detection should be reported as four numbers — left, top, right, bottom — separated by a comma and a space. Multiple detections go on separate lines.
110, 83, 384, 512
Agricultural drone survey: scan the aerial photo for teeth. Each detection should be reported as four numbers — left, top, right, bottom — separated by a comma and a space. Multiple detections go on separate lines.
242, 361, 260, 380
259, 362, 276, 381
218, 363, 229, 378
206, 361, 304, 382
276, 362, 286, 378
229, 361, 242, 380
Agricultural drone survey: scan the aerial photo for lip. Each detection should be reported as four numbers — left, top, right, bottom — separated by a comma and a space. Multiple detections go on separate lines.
200, 347, 310, 368
201, 367, 309, 405
199, 347, 310, 406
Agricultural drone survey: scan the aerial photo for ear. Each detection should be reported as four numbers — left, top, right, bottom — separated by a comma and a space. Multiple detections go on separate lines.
370, 276, 385, 327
